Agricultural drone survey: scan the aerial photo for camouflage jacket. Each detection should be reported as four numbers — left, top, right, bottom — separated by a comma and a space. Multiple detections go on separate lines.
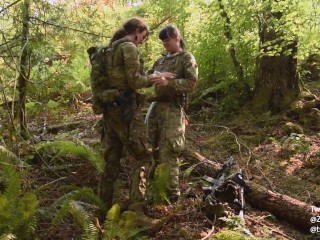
150, 51, 198, 100
107, 37, 149, 90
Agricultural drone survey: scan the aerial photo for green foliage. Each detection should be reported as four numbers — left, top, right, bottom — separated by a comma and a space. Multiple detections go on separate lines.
215, 216, 258, 240
46, 99, 61, 115
25, 101, 41, 118
116, 211, 149, 240
149, 163, 170, 204
211, 229, 254, 240
79, 203, 148, 240
36, 140, 105, 173
1, 0, 320, 118
103, 203, 121, 240
50, 186, 103, 233
0, 146, 39, 239
282, 133, 311, 154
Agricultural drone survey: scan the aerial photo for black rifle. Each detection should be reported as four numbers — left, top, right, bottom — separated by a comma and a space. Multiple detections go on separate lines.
202, 156, 236, 197
202, 157, 251, 218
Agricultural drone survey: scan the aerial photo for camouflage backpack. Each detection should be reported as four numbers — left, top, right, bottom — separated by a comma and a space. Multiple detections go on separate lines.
87, 46, 112, 114
87, 39, 129, 114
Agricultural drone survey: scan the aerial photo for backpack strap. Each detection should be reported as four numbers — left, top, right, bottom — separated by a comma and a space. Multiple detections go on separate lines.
108, 37, 131, 68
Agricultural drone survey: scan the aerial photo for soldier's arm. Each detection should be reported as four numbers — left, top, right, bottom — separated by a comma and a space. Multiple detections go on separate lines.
167, 52, 198, 92
122, 43, 150, 89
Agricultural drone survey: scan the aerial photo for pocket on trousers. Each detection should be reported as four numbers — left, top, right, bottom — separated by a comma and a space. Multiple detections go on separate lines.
130, 136, 153, 158
167, 135, 185, 153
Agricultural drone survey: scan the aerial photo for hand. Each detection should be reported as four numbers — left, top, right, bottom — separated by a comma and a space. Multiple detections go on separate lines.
149, 76, 169, 86
158, 72, 176, 79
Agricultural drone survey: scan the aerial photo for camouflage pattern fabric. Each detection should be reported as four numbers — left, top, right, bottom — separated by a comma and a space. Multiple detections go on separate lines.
106, 38, 150, 90
148, 51, 198, 199
98, 37, 153, 212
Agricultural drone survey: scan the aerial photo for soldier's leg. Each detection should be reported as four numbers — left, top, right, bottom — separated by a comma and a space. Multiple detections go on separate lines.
160, 105, 186, 200
158, 140, 181, 199
99, 117, 123, 212
147, 103, 161, 179
127, 110, 154, 204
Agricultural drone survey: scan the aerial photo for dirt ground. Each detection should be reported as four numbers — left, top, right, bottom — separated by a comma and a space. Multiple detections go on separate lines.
29, 97, 319, 239
1, 82, 319, 240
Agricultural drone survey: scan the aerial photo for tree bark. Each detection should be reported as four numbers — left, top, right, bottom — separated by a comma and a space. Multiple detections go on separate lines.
17, 0, 30, 139
182, 150, 320, 232
183, 149, 223, 177
218, 0, 249, 97
248, 182, 319, 232
253, 4, 301, 113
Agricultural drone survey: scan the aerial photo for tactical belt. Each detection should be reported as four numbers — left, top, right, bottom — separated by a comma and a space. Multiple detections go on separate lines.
153, 93, 186, 108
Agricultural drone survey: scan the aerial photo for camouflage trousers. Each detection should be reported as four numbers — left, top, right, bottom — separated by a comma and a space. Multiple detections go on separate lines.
148, 102, 186, 199
99, 104, 153, 212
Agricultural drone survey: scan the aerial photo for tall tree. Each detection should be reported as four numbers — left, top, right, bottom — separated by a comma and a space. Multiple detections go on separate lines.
252, 1, 301, 113
17, 0, 30, 139
217, 0, 246, 92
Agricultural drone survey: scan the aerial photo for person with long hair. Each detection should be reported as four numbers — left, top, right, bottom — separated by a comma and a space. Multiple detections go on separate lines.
148, 25, 198, 203
98, 18, 173, 220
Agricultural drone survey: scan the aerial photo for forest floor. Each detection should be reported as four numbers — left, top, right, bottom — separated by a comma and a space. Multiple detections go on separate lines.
1, 82, 320, 240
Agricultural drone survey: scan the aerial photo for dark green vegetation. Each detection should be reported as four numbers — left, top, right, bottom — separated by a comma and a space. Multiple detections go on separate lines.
0, 0, 319, 239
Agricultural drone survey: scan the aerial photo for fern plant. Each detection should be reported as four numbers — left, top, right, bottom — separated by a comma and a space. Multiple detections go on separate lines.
102, 203, 149, 240
0, 146, 39, 239
36, 140, 105, 173
102, 203, 121, 240
52, 201, 148, 240
149, 163, 171, 204
49, 186, 103, 239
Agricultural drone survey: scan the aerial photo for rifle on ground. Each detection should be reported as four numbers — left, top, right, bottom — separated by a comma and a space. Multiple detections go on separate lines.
202, 156, 235, 198
202, 157, 251, 219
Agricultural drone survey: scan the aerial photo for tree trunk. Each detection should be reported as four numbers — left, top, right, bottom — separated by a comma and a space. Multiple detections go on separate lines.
248, 182, 319, 232
183, 149, 223, 177
17, 0, 30, 139
218, 0, 249, 98
182, 150, 319, 232
252, 5, 301, 113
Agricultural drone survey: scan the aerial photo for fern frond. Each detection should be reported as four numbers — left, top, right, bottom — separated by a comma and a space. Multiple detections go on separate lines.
51, 186, 103, 239
18, 192, 39, 220
150, 163, 170, 204
14, 192, 38, 239
51, 186, 103, 228
0, 145, 21, 196
1, 164, 22, 199
69, 200, 92, 229
0, 146, 17, 162
0, 195, 10, 229
37, 140, 104, 172
53, 186, 103, 210
0, 147, 38, 239
81, 222, 99, 240
103, 203, 121, 240
0, 191, 38, 239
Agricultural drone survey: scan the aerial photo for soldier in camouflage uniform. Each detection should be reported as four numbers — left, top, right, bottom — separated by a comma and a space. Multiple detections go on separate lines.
98, 18, 173, 214
148, 25, 198, 202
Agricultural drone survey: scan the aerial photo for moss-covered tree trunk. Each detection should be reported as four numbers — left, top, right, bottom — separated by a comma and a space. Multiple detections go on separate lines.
17, 0, 30, 139
253, 8, 301, 113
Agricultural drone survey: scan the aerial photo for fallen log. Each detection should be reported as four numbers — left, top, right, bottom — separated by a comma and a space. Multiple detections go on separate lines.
182, 149, 223, 177
247, 182, 320, 232
182, 150, 320, 232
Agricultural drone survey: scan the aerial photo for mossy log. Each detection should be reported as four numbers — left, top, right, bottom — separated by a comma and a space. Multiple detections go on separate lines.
46, 120, 96, 134
182, 150, 320, 232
